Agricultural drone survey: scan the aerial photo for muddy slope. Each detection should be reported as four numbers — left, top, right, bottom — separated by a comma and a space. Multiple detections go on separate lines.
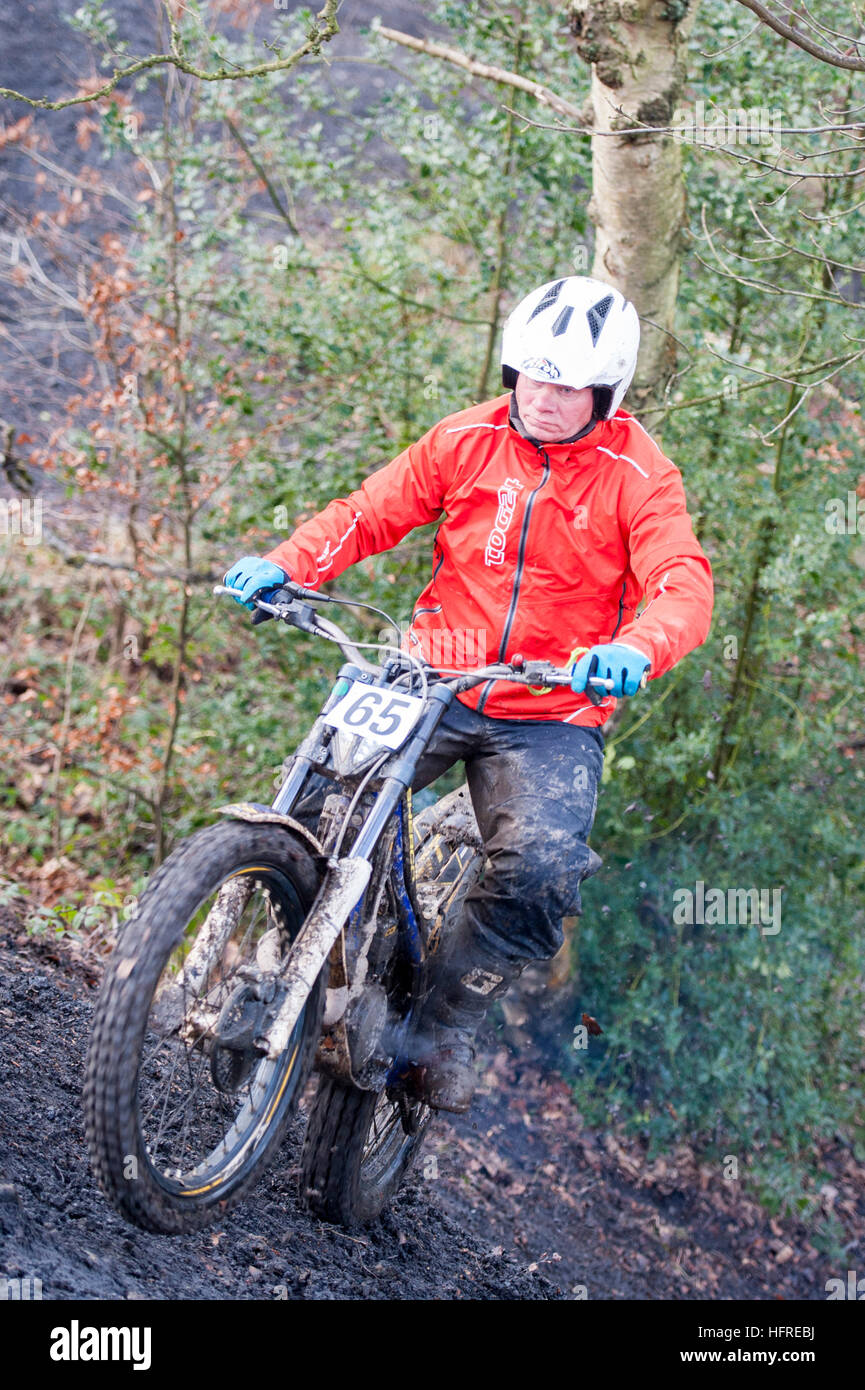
0, 920, 556, 1301
1, 918, 848, 1303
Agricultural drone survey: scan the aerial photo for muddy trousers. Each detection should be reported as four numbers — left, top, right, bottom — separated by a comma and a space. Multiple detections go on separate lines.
293, 695, 605, 966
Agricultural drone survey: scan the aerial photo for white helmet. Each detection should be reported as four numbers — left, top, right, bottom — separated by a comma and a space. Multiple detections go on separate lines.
501, 275, 640, 419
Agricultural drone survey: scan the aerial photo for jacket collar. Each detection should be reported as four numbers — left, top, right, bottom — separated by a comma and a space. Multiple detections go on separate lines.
506, 392, 604, 462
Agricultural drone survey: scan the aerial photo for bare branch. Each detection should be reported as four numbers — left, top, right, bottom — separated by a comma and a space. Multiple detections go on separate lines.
735, 0, 865, 70
701, 19, 765, 56
224, 119, 299, 236
0, 0, 340, 109
640, 344, 865, 416
337, 258, 491, 326
501, 102, 865, 144
800, 193, 865, 220
697, 205, 865, 309
746, 198, 865, 275
42, 746, 159, 811
768, 0, 864, 48
3, 146, 140, 213
36, 525, 218, 585
375, 24, 589, 124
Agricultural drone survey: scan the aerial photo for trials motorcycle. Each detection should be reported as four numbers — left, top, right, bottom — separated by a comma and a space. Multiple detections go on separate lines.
83, 582, 615, 1232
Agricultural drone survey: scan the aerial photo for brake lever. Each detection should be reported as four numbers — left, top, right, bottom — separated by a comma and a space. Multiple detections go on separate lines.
515, 657, 643, 703
249, 585, 293, 626
250, 581, 329, 627
252, 593, 320, 634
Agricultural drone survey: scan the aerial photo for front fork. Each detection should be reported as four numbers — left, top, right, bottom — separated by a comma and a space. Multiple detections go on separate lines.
342, 683, 455, 1074
269, 674, 456, 1084
383, 802, 430, 1109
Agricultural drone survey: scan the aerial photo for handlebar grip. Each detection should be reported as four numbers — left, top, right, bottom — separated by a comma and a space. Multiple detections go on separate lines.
584, 664, 650, 702
250, 584, 295, 624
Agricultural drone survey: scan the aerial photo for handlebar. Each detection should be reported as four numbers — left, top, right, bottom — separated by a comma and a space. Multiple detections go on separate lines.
213, 583, 381, 673
213, 582, 649, 698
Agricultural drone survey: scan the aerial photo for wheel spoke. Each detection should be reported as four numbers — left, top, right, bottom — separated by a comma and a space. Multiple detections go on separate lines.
135, 868, 308, 1187
363, 1095, 406, 1164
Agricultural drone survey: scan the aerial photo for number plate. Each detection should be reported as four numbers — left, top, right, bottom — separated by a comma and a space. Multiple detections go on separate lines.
322, 682, 425, 750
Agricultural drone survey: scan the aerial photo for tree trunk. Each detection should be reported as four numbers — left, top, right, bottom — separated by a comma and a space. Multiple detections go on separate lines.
567, 1, 699, 409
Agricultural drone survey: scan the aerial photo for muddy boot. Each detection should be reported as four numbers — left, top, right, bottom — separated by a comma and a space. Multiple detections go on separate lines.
416, 928, 526, 1114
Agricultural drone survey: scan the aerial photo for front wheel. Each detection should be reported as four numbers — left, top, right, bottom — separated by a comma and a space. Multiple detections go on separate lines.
84, 820, 325, 1233
300, 1075, 431, 1228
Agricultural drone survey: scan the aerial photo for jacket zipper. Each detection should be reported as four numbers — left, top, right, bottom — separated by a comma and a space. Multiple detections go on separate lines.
477, 450, 551, 714
430, 531, 444, 583
609, 579, 627, 640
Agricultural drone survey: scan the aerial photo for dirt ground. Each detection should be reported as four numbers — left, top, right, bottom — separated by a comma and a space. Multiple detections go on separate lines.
1, 911, 856, 1304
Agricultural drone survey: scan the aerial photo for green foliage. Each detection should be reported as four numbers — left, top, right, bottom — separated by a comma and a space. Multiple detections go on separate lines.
573, 776, 865, 1220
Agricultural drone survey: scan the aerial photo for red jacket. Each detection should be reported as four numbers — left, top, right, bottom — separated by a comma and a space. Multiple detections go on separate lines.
264, 394, 713, 726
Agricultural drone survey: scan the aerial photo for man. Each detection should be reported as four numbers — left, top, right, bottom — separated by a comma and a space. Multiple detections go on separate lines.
225, 275, 713, 1113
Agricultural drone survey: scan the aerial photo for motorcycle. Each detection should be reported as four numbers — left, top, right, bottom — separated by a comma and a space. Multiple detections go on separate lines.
83, 581, 615, 1233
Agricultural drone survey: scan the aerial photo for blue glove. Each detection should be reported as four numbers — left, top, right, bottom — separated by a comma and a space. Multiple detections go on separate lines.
223, 556, 287, 609
571, 643, 651, 698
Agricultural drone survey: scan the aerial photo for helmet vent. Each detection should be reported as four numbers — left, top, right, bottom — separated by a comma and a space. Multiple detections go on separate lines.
527, 278, 565, 323
586, 294, 614, 346
551, 305, 574, 337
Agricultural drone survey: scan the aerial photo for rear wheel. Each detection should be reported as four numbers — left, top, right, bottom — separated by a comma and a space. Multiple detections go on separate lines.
84, 820, 325, 1233
300, 788, 481, 1228
301, 1074, 431, 1228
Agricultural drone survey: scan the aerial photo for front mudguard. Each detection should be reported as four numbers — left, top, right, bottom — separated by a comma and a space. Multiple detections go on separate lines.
216, 802, 327, 861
